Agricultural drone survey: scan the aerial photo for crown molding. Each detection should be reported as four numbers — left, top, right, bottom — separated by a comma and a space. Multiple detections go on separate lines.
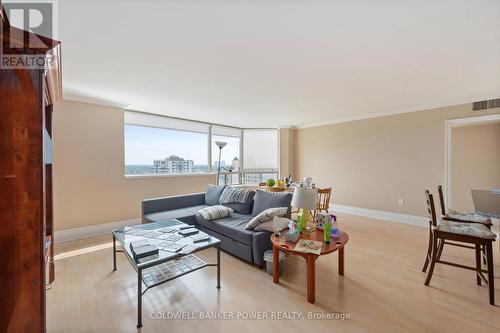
62, 92, 500, 129
62, 92, 128, 109
295, 94, 500, 129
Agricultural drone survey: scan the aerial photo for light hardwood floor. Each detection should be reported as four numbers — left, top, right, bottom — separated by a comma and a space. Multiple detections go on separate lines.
48, 214, 500, 333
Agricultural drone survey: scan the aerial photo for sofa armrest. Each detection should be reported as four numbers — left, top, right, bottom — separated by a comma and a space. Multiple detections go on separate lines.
142, 193, 205, 223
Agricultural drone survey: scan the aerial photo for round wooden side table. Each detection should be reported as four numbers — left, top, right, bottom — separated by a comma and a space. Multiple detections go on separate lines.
271, 230, 349, 303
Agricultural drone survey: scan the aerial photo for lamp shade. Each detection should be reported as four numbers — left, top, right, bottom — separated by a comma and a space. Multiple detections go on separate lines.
291, 188, 317, 210
215, 141, 227, 149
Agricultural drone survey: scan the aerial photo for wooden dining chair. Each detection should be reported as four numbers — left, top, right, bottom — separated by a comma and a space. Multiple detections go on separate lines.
436, 185, 492, 263
437, 185, 492, 227
314, 187, 332, 216
422, 190, 496, 305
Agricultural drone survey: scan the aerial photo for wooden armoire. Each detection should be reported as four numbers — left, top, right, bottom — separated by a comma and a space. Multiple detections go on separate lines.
0, 3, 62, 332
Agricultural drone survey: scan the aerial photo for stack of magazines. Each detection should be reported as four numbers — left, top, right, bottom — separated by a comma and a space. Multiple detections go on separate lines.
129, 240, 159, 259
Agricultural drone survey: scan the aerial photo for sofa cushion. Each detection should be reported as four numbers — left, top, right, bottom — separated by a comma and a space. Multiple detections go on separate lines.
205, 184, 227, 206
195, 212, 254, 245
144, 204, 209, 225
183, 205, 210, 214
144, 208, 196, 223
197, 205, 233, 221
221, 190, 255, 215
251, 190, 293, 217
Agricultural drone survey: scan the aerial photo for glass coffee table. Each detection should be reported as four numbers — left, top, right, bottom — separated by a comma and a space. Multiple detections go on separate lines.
112, 219, 221, 328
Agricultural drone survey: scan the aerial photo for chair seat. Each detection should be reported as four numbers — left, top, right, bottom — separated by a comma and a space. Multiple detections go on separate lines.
444, 209, 492, 225
438, 221, 496, 239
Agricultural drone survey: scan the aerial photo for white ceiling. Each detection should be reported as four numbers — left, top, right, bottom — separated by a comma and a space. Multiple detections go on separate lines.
59, 0, 500, 128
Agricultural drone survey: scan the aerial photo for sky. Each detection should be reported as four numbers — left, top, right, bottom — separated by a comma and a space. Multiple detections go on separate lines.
124, 125, 240, 165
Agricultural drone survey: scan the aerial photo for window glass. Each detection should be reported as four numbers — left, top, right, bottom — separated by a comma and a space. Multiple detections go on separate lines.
124, 124, 208, 175
212, 134, 240, 185
243, 129, 278, 184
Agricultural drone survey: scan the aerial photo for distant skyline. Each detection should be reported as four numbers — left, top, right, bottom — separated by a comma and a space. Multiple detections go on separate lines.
125, 125, 239, 165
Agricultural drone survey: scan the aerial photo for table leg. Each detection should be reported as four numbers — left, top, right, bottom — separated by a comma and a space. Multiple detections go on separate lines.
306, 254, 316, 303
112, 235, 116, 271
217, 245, 221, 289
487, 242, 495, 305
137, 268, 143, 328
273, 244, 279, 284
338, 247, 344, 276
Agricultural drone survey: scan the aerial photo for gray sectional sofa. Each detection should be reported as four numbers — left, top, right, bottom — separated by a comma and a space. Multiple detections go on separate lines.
142, 185, 293, 266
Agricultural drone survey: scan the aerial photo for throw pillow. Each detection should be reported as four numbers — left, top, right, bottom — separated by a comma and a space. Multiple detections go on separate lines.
205, 184, 227, 206
245, 207, 288, 230
254, 217, 291, 232
197, 205, 233, 221
251, 190, 293, 217
219, 187, 253, 203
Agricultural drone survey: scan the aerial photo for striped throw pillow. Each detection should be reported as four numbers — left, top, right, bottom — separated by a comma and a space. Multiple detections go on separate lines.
197, 205, 233, 221
219, 187, 252, 204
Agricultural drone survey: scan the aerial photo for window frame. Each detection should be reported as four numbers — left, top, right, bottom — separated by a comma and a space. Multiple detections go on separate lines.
123, 110, 278, 182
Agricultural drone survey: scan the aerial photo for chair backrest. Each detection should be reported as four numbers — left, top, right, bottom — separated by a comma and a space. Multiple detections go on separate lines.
437, 185, 446, 216
258, 182, 266, 187
316, 187, 332, 210
267, 187, 285, 193
425, 190, 438, 227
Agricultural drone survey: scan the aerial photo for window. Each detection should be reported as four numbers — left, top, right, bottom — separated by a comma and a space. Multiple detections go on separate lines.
124, 111, 209, 176
211, 126, 242, 185
243, 129, 278, 184
124, 110, 278, 183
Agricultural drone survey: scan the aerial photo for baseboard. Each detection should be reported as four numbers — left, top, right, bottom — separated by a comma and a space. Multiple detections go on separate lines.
55, 218, 141, 243
330, 204, 427, 227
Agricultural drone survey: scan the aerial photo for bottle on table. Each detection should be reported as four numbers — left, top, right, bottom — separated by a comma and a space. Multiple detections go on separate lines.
296, 214, 303, 233
331, 215, 340, 238
323, 216, 332, 244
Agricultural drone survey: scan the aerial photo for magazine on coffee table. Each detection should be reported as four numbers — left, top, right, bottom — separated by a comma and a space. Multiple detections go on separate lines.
294, 239, 323, 255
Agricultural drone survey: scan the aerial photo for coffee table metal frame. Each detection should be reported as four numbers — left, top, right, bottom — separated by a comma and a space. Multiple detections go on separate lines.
112, 219, 221, 328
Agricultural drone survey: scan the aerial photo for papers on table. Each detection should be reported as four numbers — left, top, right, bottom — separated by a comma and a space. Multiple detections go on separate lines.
179, 228, 199, 236
157, 234, 184, 242
294, 239, 323, 255
143, 231, 163, 239
126, 228, 149, 236
179, 245, 198, 255
130, 240, 149, 248
124, 224, 211, 254
162, 243, 186, 253
190, 233, 210, 243
156, 226, 179, 234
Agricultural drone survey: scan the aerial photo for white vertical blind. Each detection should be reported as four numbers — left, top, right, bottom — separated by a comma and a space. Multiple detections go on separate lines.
125, 110, 209, 134
212, 125, 242, 138
243, 129, 278, 169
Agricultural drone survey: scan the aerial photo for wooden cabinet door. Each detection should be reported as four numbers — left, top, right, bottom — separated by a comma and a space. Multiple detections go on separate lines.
0, 68, 45, 333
